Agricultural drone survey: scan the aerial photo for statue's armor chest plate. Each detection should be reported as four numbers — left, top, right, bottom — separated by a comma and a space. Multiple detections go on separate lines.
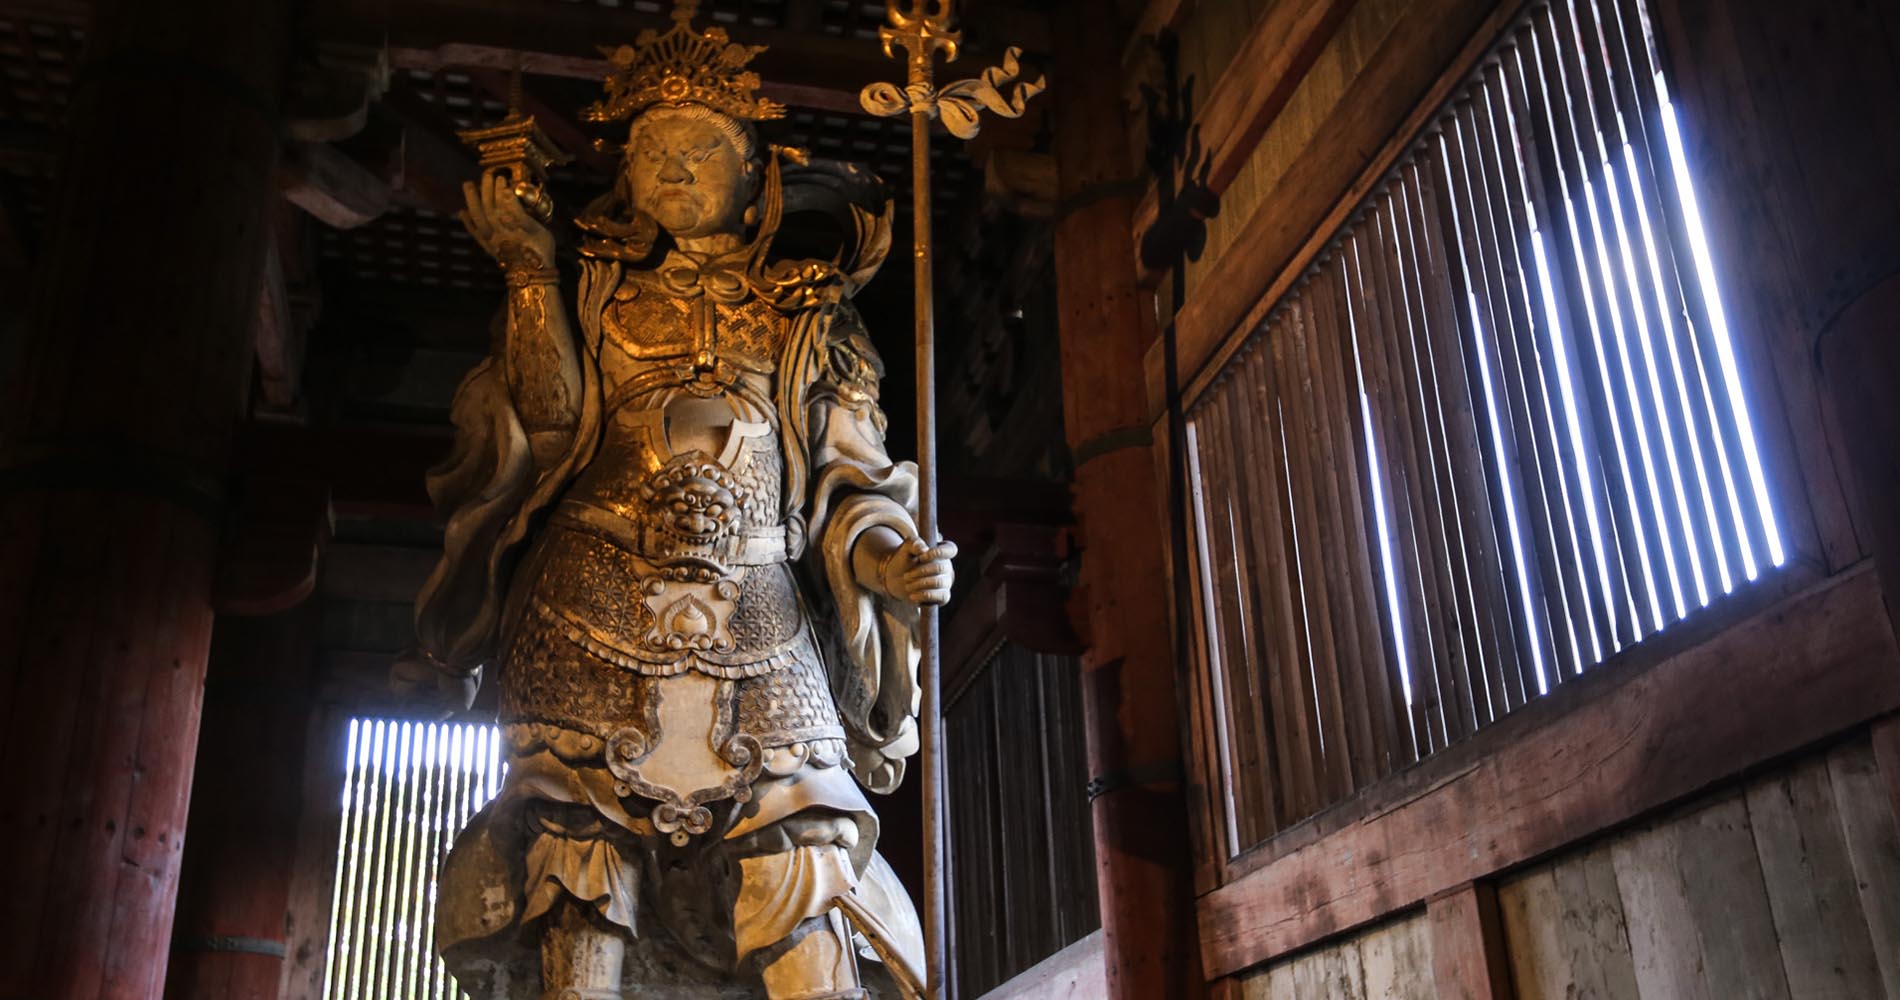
569, 271, 792, 562
599, 270, 791, 374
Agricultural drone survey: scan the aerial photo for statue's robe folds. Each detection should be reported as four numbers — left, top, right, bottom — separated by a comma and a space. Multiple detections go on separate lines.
415, 251, 924, 996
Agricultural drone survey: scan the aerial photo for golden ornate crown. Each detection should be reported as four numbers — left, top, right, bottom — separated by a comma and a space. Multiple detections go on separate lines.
583, 0, 787, 124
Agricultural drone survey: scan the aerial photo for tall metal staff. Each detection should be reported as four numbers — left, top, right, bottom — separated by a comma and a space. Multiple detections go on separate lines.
859, 4, 1043, 997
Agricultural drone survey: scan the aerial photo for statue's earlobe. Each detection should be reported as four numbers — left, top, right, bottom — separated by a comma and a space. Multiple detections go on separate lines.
743, 204, 761, 226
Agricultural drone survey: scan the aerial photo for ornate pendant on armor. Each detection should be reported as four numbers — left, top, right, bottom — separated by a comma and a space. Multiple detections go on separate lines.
603, 672, 765, 846
638, 571, 738, 655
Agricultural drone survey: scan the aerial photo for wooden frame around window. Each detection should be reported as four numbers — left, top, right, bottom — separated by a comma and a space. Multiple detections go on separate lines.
1141, 0, 1883, 980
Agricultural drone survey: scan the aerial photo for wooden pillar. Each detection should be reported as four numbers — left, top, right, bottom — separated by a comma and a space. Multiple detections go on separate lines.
1427, 883, 1515, 1000
1049, 7, 1205, 999
163, 608, 318, 1000
0, 0, 288, 995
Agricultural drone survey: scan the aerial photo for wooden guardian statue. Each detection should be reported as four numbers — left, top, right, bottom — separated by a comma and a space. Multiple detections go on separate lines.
392, 2, 954, 996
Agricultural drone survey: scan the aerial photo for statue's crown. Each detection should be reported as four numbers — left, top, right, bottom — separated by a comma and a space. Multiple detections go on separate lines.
584, 0, 787, 124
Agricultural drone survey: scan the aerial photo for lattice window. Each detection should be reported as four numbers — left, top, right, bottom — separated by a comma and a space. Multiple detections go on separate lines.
1186, 0, 1784, 854
323, 719, 505, 1000
947, 642, 1099, 996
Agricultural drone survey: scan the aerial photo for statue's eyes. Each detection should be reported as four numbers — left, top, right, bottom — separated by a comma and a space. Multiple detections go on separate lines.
687, 148, 714, 164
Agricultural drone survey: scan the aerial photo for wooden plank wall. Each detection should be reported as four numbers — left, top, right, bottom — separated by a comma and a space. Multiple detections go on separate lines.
1498, 734, 1900, 1000
1234, 910, 1436, 999
1180, 0, 1412, 296
1225, 731, 1900, 998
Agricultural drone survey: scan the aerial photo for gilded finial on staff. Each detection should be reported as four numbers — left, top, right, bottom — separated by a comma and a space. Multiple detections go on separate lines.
860, 0, 1043, 139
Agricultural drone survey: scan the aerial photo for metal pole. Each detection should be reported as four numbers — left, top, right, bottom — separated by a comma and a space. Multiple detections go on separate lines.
910, 93, 948, 998
861, 7, 1042, 995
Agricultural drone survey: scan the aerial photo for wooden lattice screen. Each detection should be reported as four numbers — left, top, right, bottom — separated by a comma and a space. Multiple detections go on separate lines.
1185, 0, 1785, 854
324, 719, 504, 1000
947, 642, 1099, 996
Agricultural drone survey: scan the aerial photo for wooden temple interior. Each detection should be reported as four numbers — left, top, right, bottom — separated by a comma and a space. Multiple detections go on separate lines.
1, 0, 1898, 997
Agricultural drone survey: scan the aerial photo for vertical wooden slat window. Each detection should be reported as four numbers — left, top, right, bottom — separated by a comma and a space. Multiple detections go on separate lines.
1186, 0, 1785, 854
947, 642, 1099, 997
322, 719, 504, 1000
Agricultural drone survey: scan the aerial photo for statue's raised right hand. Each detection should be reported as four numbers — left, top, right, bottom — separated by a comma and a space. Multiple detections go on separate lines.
461, 171, 556, 273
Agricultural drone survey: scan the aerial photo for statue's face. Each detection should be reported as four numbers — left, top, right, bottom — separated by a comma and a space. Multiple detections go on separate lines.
626, 111, 756, 240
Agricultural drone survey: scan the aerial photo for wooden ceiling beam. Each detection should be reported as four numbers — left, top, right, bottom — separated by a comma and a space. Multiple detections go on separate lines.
251, 201, 324, 416
463, 67, 616, 174
0, 0, 86, 25
307, 0, 1047, 117
251, 234, 298, 412
276, 140, 393, 229
381, 82, 481, 215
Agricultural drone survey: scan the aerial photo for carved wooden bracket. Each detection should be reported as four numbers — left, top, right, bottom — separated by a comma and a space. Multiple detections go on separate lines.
943, 516, 1082, 701
214, 472, 334, 617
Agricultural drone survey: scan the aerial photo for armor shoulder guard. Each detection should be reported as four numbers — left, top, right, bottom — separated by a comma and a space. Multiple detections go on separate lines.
818, 303, 886, 412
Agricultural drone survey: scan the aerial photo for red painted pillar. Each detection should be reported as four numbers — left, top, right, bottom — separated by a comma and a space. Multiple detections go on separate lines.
0, 0, 288, 995
1049, 7, 1207, 999
164, 608, 318, 1000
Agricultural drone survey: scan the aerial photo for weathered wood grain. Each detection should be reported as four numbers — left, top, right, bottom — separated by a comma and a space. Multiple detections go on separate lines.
1678, 797, 1795, 1000
1496, 869, 1563, 1000
1499, 846, 1639, 1000
975, 929, 1107, 1000
1827, 736, 1900, 1000
1610, 807, 1713, 1000
1745, 755, 1885, 1000
1551, 846, 1641, 1000
1197, 564, 1900, 978
1616, 794, 1793, 1000
1427, 883, 1511, 1000
1360, 913, 1435, 1000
